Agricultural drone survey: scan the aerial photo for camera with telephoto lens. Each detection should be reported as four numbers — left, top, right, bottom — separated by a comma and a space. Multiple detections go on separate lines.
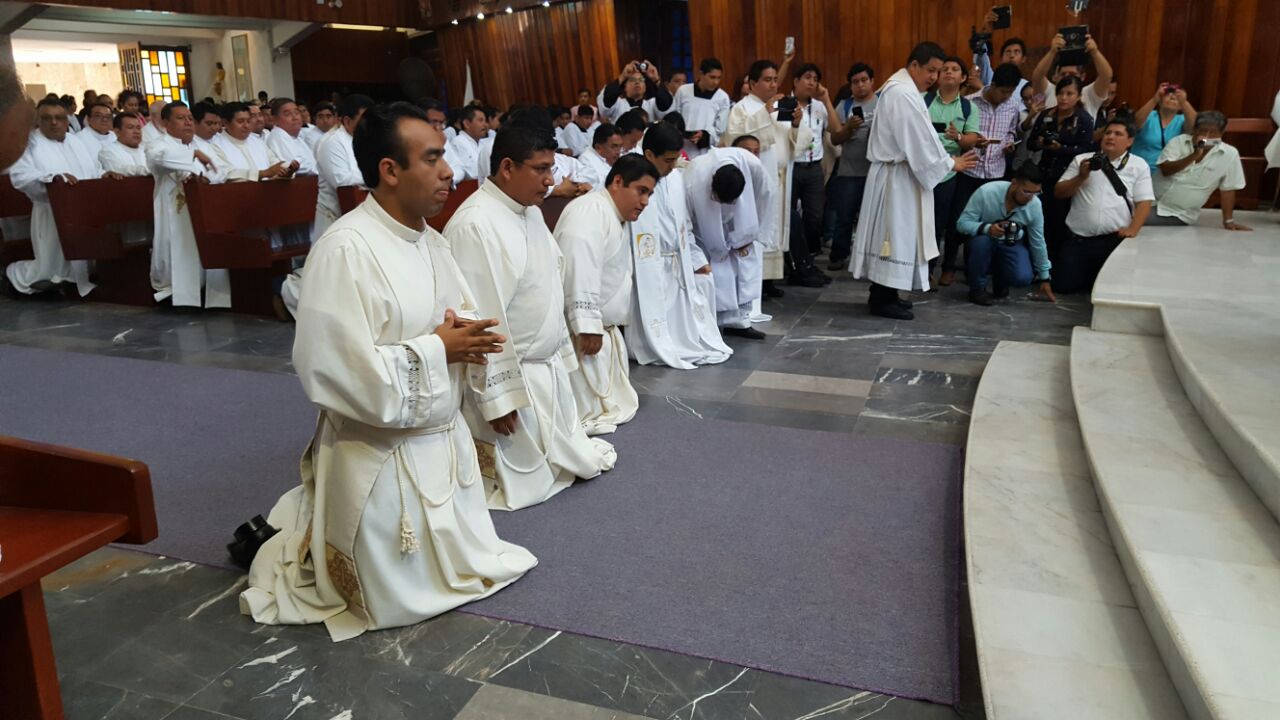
1086, 153, 1107, 171
1036, 115, 1060, 145
999, 221, 1021, 247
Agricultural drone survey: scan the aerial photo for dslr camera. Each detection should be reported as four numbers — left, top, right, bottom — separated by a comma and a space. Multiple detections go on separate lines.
999, 221, 1022, 247
635, 61, 649, 73
1086, 153, 1108, 171
969, 26, 993, 55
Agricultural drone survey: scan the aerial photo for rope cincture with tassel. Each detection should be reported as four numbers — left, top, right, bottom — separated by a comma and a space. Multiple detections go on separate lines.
396, 457, 421, 556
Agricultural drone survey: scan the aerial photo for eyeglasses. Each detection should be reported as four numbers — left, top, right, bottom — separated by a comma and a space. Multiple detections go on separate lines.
1014, 187, 1042, 198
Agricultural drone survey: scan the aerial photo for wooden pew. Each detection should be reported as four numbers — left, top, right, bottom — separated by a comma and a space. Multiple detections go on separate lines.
540, 195, 572, 231
184, 175, 318, 316
46, 176, 156, 306
0, 173, 34, 265
336, 185, 367, 215
0, 436, 157, 720
1206, 117, 1274, 210
427, 179, 479, 232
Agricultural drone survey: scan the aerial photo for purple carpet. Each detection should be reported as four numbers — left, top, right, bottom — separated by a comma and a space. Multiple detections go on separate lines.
0, 344, 963, 704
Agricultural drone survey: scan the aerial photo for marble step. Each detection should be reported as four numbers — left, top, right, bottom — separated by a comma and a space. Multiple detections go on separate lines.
1070, 328, 1280, 720
1089, 227, 1280, 524
964, 340, 1187, 720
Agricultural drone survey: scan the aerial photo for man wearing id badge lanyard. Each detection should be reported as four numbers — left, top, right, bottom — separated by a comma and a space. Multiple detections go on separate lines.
788, 63, 847, 287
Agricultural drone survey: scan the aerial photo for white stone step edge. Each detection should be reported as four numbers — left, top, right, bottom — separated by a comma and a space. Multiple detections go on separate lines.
1070, 327, 1280, 720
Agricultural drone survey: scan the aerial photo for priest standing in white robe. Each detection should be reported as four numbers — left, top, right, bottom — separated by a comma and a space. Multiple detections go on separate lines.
2, 97, 102, 298
211, 102, 294, 183
723, 56, 810, 291
686, 146, 775, 339
80, 102, 118, 151
445, 126, 617, 511
241, 102, 536, 641
851, 42, 979, 320
556, 154, 658, 435
672, 58, 732, 158
98, 113, 152, 248
146, 101, 228, 309
629, 122, 734, 367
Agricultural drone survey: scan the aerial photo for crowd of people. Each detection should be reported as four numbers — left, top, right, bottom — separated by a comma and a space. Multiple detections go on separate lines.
0, 15, 1263, 639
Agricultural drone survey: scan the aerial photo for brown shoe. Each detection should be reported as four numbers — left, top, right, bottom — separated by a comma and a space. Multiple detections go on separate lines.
938, 270, 956, 287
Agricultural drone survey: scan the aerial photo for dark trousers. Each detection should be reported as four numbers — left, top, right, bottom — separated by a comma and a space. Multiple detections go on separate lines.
1041, 179, 1073, 264
792, 160, 827, 256
868, 282, 902, 307
784, 208, 816, 274
929, 176, 957, 271
824, 174, 867, 263
1053, 232, 1122, 294
966, 234, 1034, 293
942, 174, 995, 272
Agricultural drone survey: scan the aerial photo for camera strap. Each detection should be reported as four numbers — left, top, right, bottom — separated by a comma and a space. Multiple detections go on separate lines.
1097, 152, 1134, 215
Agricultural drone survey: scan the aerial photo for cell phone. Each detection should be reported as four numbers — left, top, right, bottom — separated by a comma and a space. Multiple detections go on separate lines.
1059, 24, 1089, 66
784, 36, 795, 56
777, 96, 798, 123
932, 121, 948, 133
992, 5, 1012, 30
852, 106, 864, 119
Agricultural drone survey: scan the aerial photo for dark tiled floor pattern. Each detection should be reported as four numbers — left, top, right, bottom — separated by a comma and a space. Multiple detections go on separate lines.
8, 274, 1091, 719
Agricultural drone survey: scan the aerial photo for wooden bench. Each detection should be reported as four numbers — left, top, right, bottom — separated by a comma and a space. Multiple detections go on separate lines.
337, 180, 478, 233
540, 194, 571, 231
1206, 117, 1275, 210
0, 173, 33, 265
0, 435, 157, 720
47, 176, 156, 306
185, 175, 318, 316
336, 185, 367, 215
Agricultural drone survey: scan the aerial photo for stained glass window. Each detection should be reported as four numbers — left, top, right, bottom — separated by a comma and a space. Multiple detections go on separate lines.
133, 46, 193, 106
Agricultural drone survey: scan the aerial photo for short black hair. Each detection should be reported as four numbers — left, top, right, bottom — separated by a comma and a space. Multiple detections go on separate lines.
505, 105, 557, 145
666, 69, 687, 82
700, 58, 723, 74
87, 102, 113, 117
731, 134, 760, 148
1012, 161, 1042, 184
1001, 38, 1027, 56
490, 125, 558, 176
548, 103, 570, 117
313, 101, 336, 115
483, 105, 500, 121
190, 101, 219, 123
269, 97, 296, 116
117, 89, 145, 108
660, 111, 686, 135
460, 106, 485, 124
747, 59, 778, 82
575, 104, 595, 119
847, 63, 874, 81
616, 108, 647, 136
907, 42, 947, 67
942, 56, 968, 77
711, 165, 746, 203
578, 88, 592, 96
353, 101, 429, 189
220, 101, 250, 122
160, 101, 188, 121
1104, 119, 1136, 138
417, 97, 446, 114
1055, 75, 1086, 96
793, 63, 822, 81
592, 123, 622, 147
991, 63, 1022, 89
36, 96, 62, 112
605, 153, 660, 187
257, 90, 269, 100
643, 120, 684, 156
112, 112, 138, 130
337, 93, 374, 120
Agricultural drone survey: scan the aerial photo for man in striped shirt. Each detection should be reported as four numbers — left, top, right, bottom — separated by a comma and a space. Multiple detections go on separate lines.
938, 63, 1022, 287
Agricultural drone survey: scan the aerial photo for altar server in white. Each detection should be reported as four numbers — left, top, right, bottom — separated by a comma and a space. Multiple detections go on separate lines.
851, 42, 978, 319
722, 58, 810, 283
556, 154, 658, 435
672, 58, 732, 158
241, 102, 536, 641
98, 113, 152, 248
628, 122, 732, 368
686, 146, 775, 338
445, 126, 617, 511
146, 101, 228, 309
560, 105, 598, 157
3, 98, 102, 297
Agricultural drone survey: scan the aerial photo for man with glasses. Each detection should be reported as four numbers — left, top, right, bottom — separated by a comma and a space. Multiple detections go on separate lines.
446, 126, 617, 511
597, 60, 673, 124
81, 102, 118, 150
955, 162, 1055, 305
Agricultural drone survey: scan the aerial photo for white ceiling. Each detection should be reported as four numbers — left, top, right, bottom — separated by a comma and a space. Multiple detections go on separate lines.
11, 37, 120, 64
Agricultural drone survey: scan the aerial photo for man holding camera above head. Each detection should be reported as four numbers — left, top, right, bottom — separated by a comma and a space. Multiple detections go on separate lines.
598, 61, 672, 124
1030, 30, 1114, 120
957, 162, 1055, 306
1051, 119, 1154, 294
1150, 111, 1251, 230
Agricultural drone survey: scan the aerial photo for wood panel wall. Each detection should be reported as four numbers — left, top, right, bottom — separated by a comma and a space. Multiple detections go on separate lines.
38, 0, 423, 28
432, 0, 621, 109
688, 0, 1280, 120
290, 28, 408, 85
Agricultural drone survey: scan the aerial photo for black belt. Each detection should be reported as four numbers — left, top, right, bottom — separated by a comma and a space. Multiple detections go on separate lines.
794, 159, 824, 167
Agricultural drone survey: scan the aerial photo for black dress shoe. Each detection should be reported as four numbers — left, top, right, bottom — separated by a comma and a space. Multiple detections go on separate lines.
723, 326, 767, 340
870, 303, 914, 320
809, 267, 833, 285
762, 281, 785, 298
969, 289, 994, 306
992, 285, 1010, 300
897, 297, 914, 309
785, 272, 825, 288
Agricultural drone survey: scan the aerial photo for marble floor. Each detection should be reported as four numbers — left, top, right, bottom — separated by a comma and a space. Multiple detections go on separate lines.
6, 273, 1092, 720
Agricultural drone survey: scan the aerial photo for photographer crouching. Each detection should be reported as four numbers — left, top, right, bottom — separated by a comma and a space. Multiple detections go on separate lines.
1051, 119, 1155, 294
956, 162, 1056, 306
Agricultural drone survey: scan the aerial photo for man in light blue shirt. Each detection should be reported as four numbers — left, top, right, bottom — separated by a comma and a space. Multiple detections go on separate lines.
956, 162, 1056, 305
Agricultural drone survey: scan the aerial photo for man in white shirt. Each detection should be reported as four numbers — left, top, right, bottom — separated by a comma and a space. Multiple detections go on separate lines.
1151, 111, 1251, 230
142, 100, 167, 145
211, 102, 293, 183
616, 110, 647, 155
248, 102, 267, 140
80, 102, 118, 150
98, 113, 152, 248
189, 103, 227, 184
304, 101, 336, 151
446, 126, 616, 511
597, 60, 673, 124
575, 124, 622, 191
266, 97, 318, 177
447, 106, 489, 184
560, 105, 598, 157
672, 58, 732, 157
556, 154, 659, 435
2, 98, 103, 298
1029, 31, 1114, 120
146, 101, 227, 309
789, 63, 845, 286
1052, 119, 1154, 293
